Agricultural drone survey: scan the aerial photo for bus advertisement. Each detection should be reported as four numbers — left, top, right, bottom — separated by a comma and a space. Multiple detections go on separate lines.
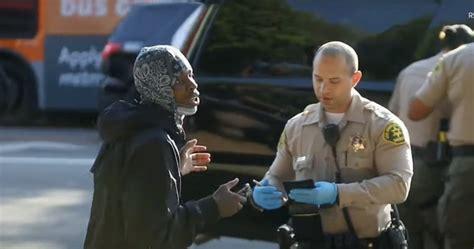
0, 0, 163, 121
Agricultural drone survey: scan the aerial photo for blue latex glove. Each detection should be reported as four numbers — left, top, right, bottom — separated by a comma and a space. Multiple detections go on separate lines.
252, 179, 284, 210
288, 181, 338, 206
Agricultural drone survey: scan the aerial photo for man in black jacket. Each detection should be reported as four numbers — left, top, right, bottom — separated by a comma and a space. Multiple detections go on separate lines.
84, 45, 246, 249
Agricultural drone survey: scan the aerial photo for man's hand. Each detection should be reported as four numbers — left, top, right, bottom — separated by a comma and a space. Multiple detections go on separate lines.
289, 181, 338, 206
179, 139, 211, 176
212, 178, 247, 218
252, 179, 285, 210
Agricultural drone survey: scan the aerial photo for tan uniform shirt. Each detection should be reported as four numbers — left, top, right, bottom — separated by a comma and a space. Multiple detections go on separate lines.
389, 53, 447, 147
416, 43, 474, 146
265, 90, 413, 238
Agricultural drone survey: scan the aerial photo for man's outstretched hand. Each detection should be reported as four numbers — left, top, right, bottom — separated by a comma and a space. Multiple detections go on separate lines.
179, 139, 211, 175
213, 178, 247, 218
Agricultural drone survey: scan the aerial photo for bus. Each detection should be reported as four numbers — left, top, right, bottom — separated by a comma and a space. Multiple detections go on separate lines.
0, 0, 170, 121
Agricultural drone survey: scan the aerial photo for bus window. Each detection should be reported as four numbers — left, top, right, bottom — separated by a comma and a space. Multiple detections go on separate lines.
0, 0, 39, 39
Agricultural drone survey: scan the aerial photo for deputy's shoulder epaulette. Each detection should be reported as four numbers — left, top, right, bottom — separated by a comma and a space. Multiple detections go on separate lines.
286, 103, 318, 127
303, 103, 318, 115
364, 102, 394, 122
288, 103, 316, 120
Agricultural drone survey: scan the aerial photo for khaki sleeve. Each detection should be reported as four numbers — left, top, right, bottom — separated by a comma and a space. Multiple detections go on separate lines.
337, 121, 413, 207
415, 59, 449, 107
264, 125, 295, 191
388, 72, 403, 114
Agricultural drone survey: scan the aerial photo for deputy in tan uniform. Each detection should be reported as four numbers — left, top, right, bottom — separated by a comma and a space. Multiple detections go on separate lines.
389, 24, 473, 249
409, 41, 474, 249
251, 41, 413, 248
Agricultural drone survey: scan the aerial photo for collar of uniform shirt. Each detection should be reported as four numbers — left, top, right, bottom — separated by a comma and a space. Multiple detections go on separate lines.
302, 90, 366, 127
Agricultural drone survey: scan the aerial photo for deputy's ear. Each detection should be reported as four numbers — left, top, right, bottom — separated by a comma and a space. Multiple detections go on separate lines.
352, 70, 362, 87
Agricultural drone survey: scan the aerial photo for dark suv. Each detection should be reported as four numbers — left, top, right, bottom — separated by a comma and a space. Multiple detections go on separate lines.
99, 0, 473, 242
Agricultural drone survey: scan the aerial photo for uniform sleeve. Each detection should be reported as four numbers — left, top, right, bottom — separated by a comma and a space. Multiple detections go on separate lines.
337, 121, 413, 207
122, 140, 219, 248
388, 72, 403, 114
264, 125, 295, 191
415, 59, 449, 107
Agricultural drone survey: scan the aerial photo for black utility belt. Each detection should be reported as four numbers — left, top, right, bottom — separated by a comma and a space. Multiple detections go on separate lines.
288, 203, 320, 216
324, 233, 377, 249
411, 144, 450, 167
452, 145, 474, 157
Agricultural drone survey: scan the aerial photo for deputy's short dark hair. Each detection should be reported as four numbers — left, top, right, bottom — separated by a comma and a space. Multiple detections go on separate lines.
439, 24, 474, 50
313, 41, 358, 74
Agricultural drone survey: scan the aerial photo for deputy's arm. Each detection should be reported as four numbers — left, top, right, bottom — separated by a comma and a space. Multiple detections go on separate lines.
264, 127, 295, 191
409, 59, 449, 121
337, 121, 413, 207
409, 97, 433, 121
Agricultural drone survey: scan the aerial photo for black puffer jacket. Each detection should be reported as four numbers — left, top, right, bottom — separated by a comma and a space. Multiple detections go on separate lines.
84, 100, 219, 249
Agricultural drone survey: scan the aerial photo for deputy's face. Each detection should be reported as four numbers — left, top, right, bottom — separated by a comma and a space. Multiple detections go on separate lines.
173, 70, 200, 108
312, 54, 361, 113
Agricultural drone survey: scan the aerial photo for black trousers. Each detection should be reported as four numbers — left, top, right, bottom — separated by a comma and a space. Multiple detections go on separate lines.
292, 234, 377, 249
282, 216, 378, 249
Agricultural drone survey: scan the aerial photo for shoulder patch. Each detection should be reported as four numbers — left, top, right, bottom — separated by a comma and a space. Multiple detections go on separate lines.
277, 131, 287, 150
430, 58, 445, 79
383, 122, 405, 145
433, 61, 442, 74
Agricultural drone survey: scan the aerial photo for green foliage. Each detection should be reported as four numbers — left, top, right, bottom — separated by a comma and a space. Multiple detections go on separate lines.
356, 16, 432, 79
199, 0, 360, 75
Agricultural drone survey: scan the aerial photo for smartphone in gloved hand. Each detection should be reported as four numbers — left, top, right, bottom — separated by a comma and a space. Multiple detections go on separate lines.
283, 179, 320, 215
283, 179, 314, 193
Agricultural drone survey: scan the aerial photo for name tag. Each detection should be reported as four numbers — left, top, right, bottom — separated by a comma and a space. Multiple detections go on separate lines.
296, 156, 307, 163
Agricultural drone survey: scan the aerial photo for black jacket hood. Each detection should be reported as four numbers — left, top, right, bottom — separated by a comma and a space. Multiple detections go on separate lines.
97, 100, 185, 145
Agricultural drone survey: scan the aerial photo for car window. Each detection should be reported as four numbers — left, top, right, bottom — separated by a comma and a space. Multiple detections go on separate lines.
109, 3, 202, 47
197, 0, 440, 84
0, 0, 38, 39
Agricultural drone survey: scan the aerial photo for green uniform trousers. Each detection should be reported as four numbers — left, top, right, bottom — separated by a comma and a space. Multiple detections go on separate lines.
438, 156, 474, 249
399, 154, 446, 249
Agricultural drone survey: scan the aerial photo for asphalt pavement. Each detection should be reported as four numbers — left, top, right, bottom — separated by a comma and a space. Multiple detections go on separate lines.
0, 127, 277, 249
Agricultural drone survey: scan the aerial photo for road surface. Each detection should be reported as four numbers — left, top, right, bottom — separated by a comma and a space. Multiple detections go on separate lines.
0, 127, 276, 249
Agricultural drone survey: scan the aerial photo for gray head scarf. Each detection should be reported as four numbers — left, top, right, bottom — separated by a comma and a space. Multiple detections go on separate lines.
133, 45, 193, 125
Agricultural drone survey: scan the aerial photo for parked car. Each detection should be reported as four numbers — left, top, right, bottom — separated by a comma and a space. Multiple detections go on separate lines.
99, 0, 473, 242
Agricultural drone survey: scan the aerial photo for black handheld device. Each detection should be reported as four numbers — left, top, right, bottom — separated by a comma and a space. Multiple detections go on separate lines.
283, 179, 314, 193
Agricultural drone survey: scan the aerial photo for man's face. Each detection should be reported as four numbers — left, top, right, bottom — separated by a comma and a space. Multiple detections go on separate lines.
173, 70, 200, 109
312, 55, 361, 113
